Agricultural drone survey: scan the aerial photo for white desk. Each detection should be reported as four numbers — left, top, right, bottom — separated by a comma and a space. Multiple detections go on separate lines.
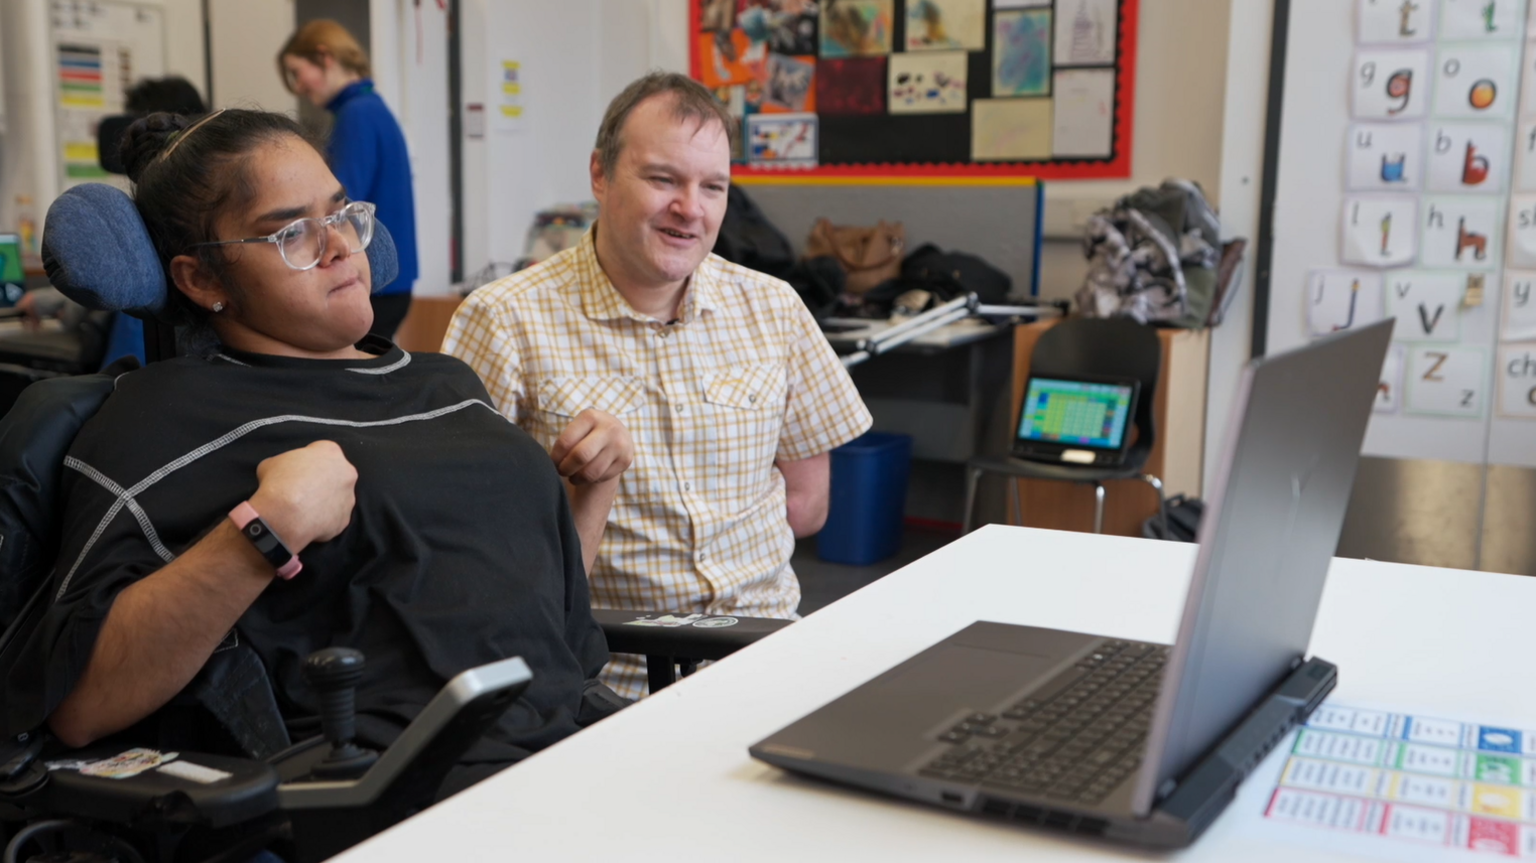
337, 526, 1534, 862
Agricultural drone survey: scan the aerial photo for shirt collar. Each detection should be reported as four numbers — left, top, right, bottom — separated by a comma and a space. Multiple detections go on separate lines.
574, 225, 721, 324
326, 79, 374, 112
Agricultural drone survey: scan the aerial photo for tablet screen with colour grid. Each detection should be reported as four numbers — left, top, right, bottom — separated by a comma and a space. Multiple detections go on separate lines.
1016, 378, 1135, 452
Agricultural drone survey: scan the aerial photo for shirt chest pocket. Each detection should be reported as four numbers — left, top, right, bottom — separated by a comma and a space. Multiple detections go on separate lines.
535, 376, 645, 418
703, 363, 787, 413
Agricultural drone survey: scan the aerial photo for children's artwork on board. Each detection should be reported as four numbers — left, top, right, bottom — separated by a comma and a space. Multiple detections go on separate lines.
763, 53, 816, 111
1052, 68, 1114, 157
904, 0, 986, 51
738, 0, 820, 56
994, 9, 1052, 97
889, 51, 967, 113
816, 57, 886, 114
820, 0, 893, 58
972, 98, 1053, 161
747, 112, 818, 168
698, 29, 763, 88
700, 0, 736, 31
1054, 0, 1117, 66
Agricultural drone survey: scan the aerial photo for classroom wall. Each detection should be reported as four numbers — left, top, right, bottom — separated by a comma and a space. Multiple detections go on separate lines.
460, 0, 1235, 301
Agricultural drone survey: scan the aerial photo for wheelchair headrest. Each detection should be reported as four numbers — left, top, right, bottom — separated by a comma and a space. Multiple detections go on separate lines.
41, 183, 400, 321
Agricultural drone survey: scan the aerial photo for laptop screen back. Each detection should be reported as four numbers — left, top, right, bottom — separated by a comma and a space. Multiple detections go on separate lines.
1130, 320, 1393, 814
1017, 377, 1135, 451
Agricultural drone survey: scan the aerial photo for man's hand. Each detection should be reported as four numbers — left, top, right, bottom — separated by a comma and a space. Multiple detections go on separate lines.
550, 409, 634, 486
248, 441, 358, 551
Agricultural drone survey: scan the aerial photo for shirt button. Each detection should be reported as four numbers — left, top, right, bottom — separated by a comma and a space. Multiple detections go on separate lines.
698, 552, 707, 562
683, 482, 692, 491
749, 394, 757, 403
676, 404, 686, 413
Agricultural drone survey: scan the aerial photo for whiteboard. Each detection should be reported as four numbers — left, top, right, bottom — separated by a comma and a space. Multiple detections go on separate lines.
50, 0, 167, 189
1265, 0, 1536, 468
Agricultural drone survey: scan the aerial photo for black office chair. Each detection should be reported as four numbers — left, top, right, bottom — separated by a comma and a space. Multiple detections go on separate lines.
0, 184, 789, 863
962, 316, 1169, 537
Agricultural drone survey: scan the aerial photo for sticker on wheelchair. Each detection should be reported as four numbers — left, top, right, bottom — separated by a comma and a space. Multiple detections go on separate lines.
692, 617, 739, 628
74, 748, 178, 779
623, 613, 706, 627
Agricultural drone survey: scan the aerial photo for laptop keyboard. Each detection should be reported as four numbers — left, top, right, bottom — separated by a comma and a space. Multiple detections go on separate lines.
918, 640, 1169, 806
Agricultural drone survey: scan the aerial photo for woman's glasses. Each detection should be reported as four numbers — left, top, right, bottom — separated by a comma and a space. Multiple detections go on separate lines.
189, 201, 375, 271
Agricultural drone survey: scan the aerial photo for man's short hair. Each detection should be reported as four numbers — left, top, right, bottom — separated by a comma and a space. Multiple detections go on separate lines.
594, 72, 737, 178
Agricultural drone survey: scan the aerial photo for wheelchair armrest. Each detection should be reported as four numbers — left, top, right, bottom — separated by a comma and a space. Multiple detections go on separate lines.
593, 610, 790, 661
275, 655, 530, 811
593, 610, 791, 692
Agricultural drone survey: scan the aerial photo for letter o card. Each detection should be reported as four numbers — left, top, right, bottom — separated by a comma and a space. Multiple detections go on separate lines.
1377, 343, 1407, 413
1440, 0, 1527, 40
1358, 0, 1434, 44
1425, 123, 1509, 193
1497, 345, 1536, 417
1407, 346, 1485, 417
1353, 49, 1430, 119
1432, 43, 1518, 120
1348, 123, 1425, 190
1342, 197, 1419, 266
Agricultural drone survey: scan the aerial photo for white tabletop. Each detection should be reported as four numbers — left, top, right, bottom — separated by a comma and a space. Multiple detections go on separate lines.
337, 525, 1535, 862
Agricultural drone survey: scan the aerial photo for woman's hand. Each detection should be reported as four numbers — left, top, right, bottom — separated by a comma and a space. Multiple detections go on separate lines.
248, 440, 358, 551
550, 409, 634, 486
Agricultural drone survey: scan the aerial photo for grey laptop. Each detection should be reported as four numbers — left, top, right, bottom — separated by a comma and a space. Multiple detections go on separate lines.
750, 320, 1394, 849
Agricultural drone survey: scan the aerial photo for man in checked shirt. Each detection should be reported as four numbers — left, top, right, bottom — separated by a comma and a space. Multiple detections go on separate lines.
443, 72, 871, 698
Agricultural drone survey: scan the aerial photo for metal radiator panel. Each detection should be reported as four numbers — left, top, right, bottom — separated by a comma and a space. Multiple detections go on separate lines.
1480, 465, 1536, 576
1335, 457, 1485, 571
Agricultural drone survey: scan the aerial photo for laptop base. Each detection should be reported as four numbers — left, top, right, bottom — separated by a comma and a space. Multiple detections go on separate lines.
977, 656, 1337, 848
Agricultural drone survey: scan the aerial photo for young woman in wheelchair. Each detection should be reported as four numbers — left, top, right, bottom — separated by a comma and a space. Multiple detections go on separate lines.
15, 109, 633, 798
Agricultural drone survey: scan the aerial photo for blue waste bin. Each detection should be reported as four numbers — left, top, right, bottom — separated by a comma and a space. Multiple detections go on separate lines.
817, 431, 913, 565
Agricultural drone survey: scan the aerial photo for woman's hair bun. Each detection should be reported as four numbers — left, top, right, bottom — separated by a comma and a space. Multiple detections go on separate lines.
120, 112, 194, 182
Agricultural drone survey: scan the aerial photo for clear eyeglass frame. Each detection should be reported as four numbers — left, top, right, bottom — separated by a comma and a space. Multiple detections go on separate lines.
189, 201, 375, 271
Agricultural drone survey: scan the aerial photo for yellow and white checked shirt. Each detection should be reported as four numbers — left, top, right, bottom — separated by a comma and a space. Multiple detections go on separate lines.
442, 227, 871, 697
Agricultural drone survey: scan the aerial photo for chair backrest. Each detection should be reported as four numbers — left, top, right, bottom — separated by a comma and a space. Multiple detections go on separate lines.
1029, 316, 1163, 461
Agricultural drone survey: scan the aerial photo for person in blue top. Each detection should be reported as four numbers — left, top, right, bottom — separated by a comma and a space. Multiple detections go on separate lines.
279, 20, 419, 338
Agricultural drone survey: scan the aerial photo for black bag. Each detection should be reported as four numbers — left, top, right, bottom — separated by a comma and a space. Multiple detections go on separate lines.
1142, 494, 1204, 542
856, 243, 1013, 314
712, 184, 795, 278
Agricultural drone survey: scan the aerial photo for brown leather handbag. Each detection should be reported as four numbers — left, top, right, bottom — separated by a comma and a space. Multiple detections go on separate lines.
804, 218, 906, 294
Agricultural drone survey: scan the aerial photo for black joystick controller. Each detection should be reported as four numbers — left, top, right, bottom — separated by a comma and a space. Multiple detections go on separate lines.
303, 647, 379, 780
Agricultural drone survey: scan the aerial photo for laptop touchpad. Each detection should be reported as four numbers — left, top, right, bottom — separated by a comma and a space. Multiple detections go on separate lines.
881, 644, 1057, 705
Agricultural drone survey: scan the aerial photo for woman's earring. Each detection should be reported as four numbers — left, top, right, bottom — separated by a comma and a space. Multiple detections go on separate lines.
212, 301, 225, 313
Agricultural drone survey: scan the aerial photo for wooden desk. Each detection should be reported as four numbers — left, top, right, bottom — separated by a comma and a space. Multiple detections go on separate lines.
1004, 321, 1210, 537
393, 296, 465, 353
334, 526, 1529, 862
